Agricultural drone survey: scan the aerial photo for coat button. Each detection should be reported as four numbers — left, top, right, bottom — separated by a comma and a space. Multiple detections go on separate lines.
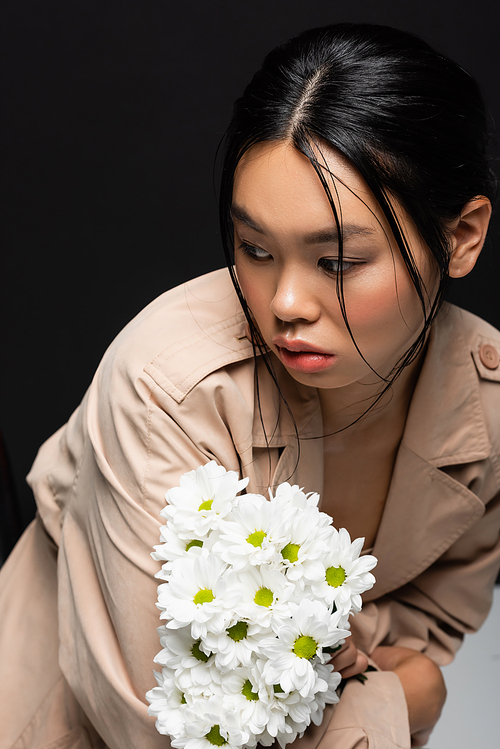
479, 344, 500, 370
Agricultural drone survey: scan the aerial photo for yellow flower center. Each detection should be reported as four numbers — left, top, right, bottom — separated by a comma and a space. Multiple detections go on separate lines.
185, 539, 203, 551
254, 587, 274, 607
281, 542, 300, 563
246, 530, 267, 547
193, 588, 214, 605
191, 641, 210, 662
205, 725, 227, 746
198, 499, 213, 511
226, 621, 248, 642
241, 679, 259, 701
325, 565, 346, 588
293, 635, 317, 659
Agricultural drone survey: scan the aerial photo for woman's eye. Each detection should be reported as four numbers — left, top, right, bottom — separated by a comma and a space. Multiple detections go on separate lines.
238, 242, 272, 261
319, 257, 356, 274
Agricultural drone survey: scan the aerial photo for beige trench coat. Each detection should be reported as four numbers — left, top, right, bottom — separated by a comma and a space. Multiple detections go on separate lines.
1, 269, 500, 749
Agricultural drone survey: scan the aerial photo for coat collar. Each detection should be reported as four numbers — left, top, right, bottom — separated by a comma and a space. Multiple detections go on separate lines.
398, 304, 491, 467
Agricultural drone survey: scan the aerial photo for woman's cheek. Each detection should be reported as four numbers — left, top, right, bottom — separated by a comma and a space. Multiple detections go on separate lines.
236, 266, 271, 327
344, 276, 423, 355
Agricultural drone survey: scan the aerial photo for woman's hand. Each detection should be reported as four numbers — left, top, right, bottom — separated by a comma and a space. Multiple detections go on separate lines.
371, 645, 447, 747
328, 638, 368, 679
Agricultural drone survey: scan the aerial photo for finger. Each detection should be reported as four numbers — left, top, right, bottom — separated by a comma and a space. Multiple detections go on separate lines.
411, 728, 432, 748
338, 651, 368, 680
330, 642, 358, 672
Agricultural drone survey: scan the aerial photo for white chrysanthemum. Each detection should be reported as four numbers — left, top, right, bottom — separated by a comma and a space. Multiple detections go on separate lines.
146, 667, 191, 737
155, 624, 212, 668
235, 566, 297, 628
278, 719, 307, 748
153, 524, 209, 580
175, 663, 224, 699
158, 552, 241, 637
214, 495, 289, 571
270, 483, 330, 524
162, 461, 248, 537
277, 509, 334, 584
250, 657, 307, 740
260, 600, 349, 697
172, 696, 250, 749
307, 663, 341, 726
256, 725, 295, 748
221, 667, 275, 737
310, 528, 377, 614
154, 625, 221, 694
254, 681, 303, 749
255, 657, 340, 747
204, 618, 268, 670
242, 676, 296, 746
148, 466, 376, 748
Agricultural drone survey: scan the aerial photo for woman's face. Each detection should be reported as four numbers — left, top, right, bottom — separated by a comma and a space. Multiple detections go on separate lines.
232, 140, 437, 391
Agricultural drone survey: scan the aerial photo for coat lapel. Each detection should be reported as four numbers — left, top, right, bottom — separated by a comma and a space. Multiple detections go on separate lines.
366, 306, 491, 600
365, 444, 485, 600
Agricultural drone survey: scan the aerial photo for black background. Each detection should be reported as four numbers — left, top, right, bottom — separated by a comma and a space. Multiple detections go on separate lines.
2, 0, 500, 535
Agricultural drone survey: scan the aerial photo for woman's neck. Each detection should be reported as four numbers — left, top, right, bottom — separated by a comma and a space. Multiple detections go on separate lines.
318, 347, 426, 440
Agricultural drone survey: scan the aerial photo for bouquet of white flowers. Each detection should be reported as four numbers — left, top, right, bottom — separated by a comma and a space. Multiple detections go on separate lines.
146, 461, 377, 749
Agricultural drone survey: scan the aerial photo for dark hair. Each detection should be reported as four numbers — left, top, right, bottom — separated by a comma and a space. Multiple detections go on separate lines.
219, 23, 496, 427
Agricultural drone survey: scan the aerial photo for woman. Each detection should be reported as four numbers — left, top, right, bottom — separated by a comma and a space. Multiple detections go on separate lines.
1, 22, 499, 749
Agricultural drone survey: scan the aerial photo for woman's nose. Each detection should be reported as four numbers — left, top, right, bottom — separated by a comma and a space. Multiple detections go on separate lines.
270, 270, 320, 323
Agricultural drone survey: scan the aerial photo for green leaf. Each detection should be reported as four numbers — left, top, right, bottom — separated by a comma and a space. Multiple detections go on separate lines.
323, 644, 342, 654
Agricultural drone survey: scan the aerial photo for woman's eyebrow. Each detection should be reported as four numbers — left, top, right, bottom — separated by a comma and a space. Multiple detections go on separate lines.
303, 226, 376, 244
231, 205, 265, 233
231, 204, 376, 243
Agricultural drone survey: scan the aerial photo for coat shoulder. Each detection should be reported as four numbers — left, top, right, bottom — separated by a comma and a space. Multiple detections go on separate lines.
98, 268, 255, 404
442, 304, 500, 383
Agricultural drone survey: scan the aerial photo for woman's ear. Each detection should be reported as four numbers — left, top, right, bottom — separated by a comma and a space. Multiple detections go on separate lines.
447, 196, 492, 278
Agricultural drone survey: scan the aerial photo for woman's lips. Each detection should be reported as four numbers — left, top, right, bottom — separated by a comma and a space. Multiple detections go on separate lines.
274, 341, 337, 374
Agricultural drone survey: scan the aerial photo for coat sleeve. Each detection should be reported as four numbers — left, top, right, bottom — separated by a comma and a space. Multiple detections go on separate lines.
351, 488, 500, 666
25, 351, 246, 748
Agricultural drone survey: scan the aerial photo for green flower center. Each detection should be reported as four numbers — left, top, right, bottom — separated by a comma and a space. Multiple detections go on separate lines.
241, 679, 259, 701
180, 693, 187, 704
193, 588, 214, 605
273, 684, 284, 693
205, 725, 227, 746
281, 542, 300, 563
198, 499, 213, 511
325, 565, 346, 588
246, 530, 266, 547
293, 635, 318, 659
254, 587, 274, 607
191, 641, 210, 662
226, 621, 248, 642
185, 539, 203, 551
